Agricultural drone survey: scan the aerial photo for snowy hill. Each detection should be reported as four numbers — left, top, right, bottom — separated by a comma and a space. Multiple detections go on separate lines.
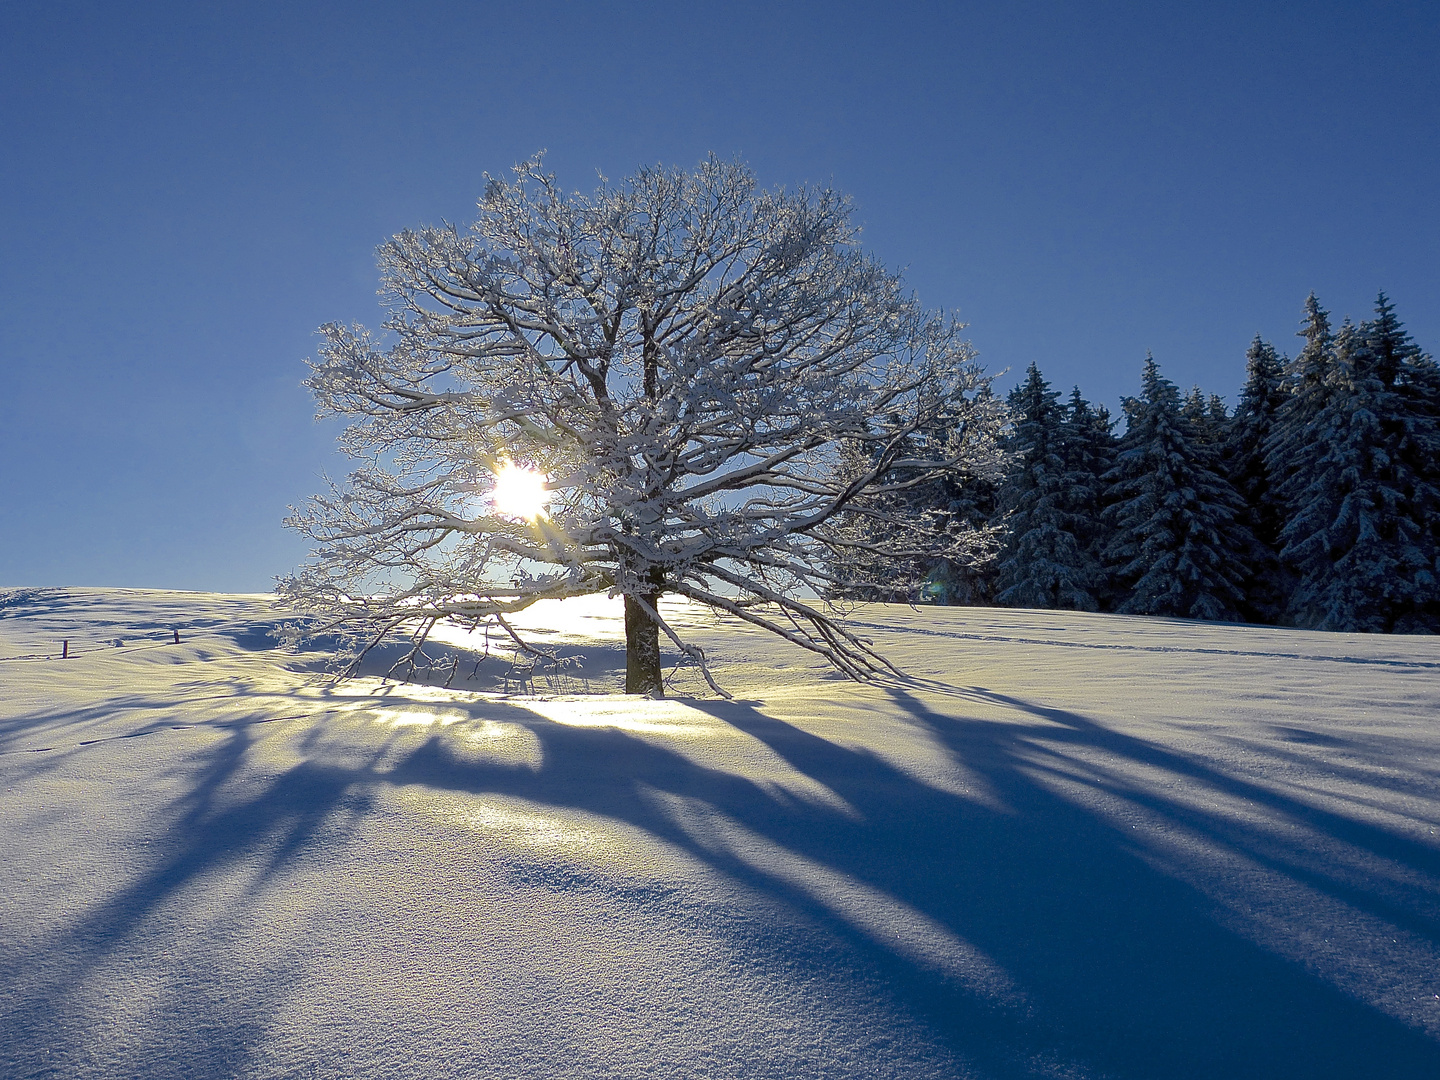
2, 588, 1439, 1079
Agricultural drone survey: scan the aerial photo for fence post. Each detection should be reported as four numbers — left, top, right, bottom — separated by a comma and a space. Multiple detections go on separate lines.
173, 628, 180, 644
62, 639, 68, 659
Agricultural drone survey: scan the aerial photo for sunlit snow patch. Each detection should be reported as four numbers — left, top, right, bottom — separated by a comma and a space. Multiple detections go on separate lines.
375, 707, 472, 729
522, 696, 715, 736
412, 792, 604, 851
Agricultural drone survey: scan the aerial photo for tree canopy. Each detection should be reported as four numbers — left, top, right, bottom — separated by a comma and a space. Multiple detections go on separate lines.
282, 157, 997, 694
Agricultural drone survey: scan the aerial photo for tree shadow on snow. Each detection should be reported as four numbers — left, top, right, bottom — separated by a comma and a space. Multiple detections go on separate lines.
5, 673, 1440, 1078
0, 704, 385, 1080
362, 686, 1440, 1078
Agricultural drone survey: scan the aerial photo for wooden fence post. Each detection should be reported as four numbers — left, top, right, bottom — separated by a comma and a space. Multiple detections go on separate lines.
62, 639, 68, 659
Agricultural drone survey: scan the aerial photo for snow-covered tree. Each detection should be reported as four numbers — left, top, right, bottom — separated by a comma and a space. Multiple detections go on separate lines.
1061, 387, 1120, 607
1103, 355, 1253, 620
1222, 335, 1290, 622
1181, 386, 1229, 449
1225, 337, 1288, 541
281, 156, 999, 695
1265, 293, 1337, 498
993, 365, 1101, 609
827, 381, 1007, 605
1271, 295, 1440, 631
917, 380, 1010, 604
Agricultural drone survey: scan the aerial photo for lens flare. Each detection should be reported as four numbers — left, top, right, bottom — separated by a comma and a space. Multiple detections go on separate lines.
491, 461, 549, 520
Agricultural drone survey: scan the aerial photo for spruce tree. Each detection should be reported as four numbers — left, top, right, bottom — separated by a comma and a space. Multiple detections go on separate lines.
1265, 294, 1337, 501
993, 365, 1101, 609
1396, 319, 1440, 628
1207, 393, 1230, 432
1103, 355, 1252, 620
1274, 296, 1440, 631
1223, 335, 1290, 621
1063, 388, 1120, 607
1182, 387, 1228, 449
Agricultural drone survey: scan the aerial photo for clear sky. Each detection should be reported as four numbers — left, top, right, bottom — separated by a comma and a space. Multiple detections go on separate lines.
3, 0, 1436, 592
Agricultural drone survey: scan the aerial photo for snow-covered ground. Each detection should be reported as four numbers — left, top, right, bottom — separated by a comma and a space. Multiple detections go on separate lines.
2, 588, 1439, 1079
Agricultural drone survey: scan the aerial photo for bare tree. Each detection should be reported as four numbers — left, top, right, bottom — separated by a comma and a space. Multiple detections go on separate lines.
281, 156, 1001, 696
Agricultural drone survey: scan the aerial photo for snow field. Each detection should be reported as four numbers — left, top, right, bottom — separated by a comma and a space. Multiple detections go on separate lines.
2, 588, 1439, 1078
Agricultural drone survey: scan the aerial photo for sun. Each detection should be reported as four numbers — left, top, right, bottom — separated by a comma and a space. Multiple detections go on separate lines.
490, 461, 550, 520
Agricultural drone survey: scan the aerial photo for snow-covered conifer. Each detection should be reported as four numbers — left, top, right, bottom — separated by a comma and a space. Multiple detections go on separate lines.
1181, 387, 1228, 449
1265, 293, 1336, 498
1274, 296, 1440, 631
281, 157, 1000, 694
993, 366, 1100, 609
1103, 355, 1252, 620
1062, 388, 1119, 606
1222, 335, 1289, 621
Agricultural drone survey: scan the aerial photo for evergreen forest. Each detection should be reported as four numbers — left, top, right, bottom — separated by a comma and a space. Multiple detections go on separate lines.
847, 293, 1440, 633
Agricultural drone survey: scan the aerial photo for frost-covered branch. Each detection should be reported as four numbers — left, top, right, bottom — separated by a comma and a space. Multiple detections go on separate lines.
282, 155, 1004, 694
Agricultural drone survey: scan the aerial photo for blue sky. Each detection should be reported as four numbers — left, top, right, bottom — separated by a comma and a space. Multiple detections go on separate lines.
3, 0, 1436, 591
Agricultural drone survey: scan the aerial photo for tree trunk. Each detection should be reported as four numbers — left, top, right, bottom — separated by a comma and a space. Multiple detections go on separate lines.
624, 590, 663, 696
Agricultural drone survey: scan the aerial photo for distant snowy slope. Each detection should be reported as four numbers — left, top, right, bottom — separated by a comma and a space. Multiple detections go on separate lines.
2, 588, 1439, 1079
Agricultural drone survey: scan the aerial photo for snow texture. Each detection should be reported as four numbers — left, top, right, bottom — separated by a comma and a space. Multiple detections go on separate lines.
3, 587, 1440, 1078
